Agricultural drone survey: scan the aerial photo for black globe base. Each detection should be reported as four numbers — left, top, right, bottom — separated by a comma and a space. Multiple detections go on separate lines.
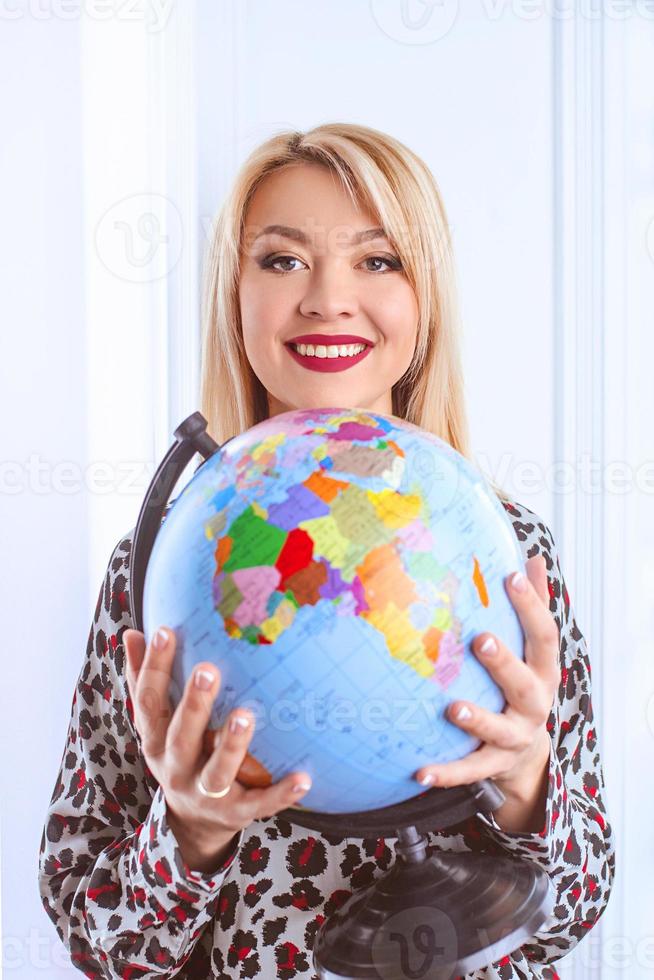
312, 825, 556, 980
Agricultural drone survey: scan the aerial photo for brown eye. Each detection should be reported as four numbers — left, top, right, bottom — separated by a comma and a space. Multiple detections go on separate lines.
260, 254, 305, 273
362, 255, 401, 273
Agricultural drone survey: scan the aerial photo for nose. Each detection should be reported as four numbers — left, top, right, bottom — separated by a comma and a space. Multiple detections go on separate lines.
298, 264, 360, 321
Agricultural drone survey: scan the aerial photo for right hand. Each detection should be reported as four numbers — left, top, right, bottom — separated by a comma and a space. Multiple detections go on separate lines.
123, 625, 313, 860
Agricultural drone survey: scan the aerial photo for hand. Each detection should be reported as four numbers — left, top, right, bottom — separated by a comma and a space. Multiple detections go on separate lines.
123, 626, 312, 869
415, 556, 560, 801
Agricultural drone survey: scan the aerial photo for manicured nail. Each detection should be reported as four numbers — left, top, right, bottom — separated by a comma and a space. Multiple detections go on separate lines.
455, 704, 473, 722
194, 668, 215, 690
479, 636, 498, 656
510, 571, 527, 593
293, 779, 312, 794
229, 713, 250, 734
153, 627, 169, 650
418, 772, 434, 786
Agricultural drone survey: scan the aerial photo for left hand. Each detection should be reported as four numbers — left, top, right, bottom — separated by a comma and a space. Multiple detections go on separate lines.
415, 555, 561, 793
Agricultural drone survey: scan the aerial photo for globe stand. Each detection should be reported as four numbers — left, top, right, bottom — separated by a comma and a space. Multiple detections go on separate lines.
284, 784, 554, 979
129, 412, 556, 980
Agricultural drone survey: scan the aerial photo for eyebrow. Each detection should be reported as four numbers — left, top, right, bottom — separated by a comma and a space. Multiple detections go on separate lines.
253, 224, 389, 245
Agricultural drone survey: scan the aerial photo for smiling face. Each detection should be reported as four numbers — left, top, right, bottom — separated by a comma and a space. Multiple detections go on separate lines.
238, 162, 419, 418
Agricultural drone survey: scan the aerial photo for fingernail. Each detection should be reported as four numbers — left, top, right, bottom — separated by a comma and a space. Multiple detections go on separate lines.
194, 668, 215, 690
293, 779, 312, 794
153, 627, 169, 650
479, 636, 498, 656
455, 704, 473, 721
229, 713, 250, 734
510, 571, 527, 593
418, 772, 434, 786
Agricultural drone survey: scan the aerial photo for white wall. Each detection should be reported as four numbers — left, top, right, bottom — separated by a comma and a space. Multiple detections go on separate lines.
0, 14, 90, 979
3, 2, 652, 977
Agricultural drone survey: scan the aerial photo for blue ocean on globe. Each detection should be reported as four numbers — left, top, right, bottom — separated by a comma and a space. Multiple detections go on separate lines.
143, 406, 525, 814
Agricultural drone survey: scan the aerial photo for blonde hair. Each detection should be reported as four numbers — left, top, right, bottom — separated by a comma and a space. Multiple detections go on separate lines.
199, 122, 510, 503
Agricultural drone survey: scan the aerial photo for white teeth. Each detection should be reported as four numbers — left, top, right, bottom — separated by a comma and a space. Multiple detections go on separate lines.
291, 342, 367, 358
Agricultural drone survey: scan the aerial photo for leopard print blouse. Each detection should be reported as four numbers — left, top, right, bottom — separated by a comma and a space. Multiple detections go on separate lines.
38, 499, 615, 979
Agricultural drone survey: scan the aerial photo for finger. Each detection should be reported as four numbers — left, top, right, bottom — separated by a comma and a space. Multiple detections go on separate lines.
415, 743, 510, 790
443, 701, 535, 753
134, 626, 178, 761
234, 769, 314, 823
199, 717, 312, 818
504, 567, 561, 686
202, 729, 274, 789
472, 632, 556, 722
526, 554, 549, 608
165, 660, 224, 790
196, 706, 257, 797
123, 629, 146, 700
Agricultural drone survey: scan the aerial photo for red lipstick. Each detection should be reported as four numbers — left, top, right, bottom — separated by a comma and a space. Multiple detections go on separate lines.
288, 333, 373, 346
285, 341, 373, 373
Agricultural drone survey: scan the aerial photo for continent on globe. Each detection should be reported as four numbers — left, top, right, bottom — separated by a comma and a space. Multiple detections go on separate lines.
208, 456, 473, 689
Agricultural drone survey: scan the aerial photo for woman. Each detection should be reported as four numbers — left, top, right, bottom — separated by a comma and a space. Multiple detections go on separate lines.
38, 123, 615, 979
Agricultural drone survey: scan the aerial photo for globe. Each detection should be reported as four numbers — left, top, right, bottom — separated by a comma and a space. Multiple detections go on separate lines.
143, 406, 525, 815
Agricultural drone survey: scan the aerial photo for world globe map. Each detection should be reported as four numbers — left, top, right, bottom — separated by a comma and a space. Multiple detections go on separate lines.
143, 407, 525, 814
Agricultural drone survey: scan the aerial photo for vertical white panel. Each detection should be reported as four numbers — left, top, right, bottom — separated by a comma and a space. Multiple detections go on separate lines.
552, 3, 607, 720
81, 14, 155, 598
553, 7, 654, 980
147, 2, 199, 449
81, 3, 203, 590
602, 14, 654, 980
551, 12, 609, 979
145, 1, 203, 497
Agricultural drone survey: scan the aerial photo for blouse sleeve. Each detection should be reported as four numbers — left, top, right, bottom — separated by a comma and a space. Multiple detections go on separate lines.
474, 511, 616, 968
37, 532, 245, 979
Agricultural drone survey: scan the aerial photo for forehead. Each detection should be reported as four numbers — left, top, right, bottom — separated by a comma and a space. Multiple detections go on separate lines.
243, 162, 381, 234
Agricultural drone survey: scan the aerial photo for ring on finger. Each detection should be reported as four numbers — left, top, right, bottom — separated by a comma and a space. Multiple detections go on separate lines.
197, 775, 231, 799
